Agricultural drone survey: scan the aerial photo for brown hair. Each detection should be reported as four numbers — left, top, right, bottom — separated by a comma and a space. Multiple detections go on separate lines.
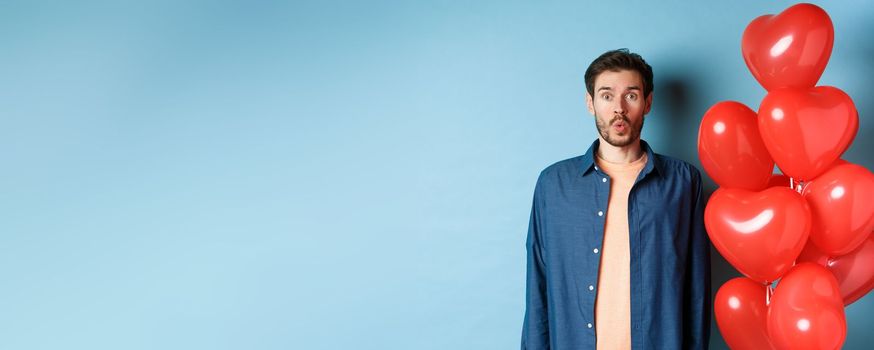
584, 49, 653, 98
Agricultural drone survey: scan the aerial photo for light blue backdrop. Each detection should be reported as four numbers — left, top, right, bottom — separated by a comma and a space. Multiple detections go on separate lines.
2, 1, 872, 349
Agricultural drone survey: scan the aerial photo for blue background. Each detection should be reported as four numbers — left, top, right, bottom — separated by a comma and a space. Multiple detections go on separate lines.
2, 1, 872, 349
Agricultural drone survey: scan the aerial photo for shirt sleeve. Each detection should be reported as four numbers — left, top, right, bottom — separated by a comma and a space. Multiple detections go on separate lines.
684, 169, 712, 349
522, 177, 550, 350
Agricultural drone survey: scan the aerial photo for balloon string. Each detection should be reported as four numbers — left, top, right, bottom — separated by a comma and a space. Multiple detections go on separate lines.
790, 177, 804, 194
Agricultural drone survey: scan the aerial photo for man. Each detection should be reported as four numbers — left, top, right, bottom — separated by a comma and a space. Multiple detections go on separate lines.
521, 49, 711, 349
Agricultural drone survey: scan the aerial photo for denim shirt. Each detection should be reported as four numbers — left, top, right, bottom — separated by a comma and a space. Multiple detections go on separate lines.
521, 140, 711, 349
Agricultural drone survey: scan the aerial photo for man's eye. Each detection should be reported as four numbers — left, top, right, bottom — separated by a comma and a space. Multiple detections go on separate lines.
601, 94, 612, 101
627, 94, 638, 101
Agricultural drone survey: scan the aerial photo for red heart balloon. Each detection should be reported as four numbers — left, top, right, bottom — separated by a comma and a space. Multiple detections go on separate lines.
698, 101, 774, 190
802, 162, 874, 255
797, 234, 874, 305
715, 278, 777, 350
758, 86, 858, 181
742, 3, 833, 91
768, 263, 846, 350
705, 187, 811, 283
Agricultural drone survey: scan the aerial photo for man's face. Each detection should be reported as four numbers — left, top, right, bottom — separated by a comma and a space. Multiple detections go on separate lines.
586, 69, 652, 147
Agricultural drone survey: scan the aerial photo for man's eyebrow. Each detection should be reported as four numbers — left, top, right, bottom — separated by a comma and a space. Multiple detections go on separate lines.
597, 86, 641, 92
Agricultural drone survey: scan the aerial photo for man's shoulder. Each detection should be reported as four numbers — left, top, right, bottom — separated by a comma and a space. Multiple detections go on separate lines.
536, 155, 586, 183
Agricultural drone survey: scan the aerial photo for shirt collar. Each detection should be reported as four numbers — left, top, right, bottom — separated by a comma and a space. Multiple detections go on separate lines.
579, 139, 662, 177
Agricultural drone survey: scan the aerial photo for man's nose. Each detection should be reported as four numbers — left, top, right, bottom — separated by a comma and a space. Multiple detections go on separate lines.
613, 99, 627, 114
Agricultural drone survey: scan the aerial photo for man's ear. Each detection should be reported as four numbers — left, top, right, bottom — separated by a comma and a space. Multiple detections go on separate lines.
586, 92, 595, 115
644, 93, 653, 115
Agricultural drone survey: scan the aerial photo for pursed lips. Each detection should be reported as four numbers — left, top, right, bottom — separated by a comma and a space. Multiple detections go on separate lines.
611, 115, 630, 130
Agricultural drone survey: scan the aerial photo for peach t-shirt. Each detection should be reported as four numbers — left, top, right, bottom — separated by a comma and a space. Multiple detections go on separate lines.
594, 152, 647, 350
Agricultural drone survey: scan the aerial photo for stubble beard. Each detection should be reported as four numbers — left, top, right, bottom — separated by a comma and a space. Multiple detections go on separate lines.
595, 114, 644, 147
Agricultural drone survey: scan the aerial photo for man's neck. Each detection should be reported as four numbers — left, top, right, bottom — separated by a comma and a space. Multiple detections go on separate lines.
596, 138, 644, 164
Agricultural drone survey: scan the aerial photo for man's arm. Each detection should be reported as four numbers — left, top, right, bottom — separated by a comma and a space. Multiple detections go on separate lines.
522, 179, 549, 350
684, 170, 712, 349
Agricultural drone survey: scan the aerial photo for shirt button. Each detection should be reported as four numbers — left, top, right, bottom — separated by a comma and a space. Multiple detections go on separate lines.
588, 285, 594, 291
587, 323, 593, 328
597, 211, 603, 216
593, 248, 599, 254
602, 177, 607, 182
